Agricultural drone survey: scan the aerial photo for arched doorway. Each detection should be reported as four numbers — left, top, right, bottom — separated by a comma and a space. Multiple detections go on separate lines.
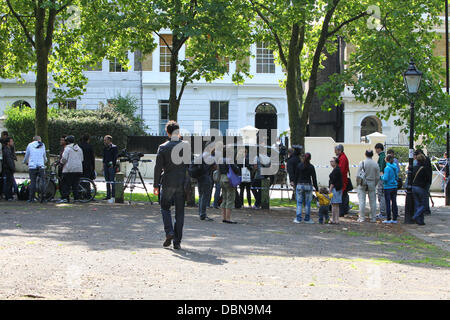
255, 102, 277, 131
360, 116, 382, 137
12, 100, 31, 108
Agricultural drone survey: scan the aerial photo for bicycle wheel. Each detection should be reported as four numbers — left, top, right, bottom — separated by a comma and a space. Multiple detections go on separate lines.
36, 178, 56, 202
78, 178, 97, 203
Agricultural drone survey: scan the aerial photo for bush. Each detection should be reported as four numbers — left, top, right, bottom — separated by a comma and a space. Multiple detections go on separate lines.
4, 105, 143, 157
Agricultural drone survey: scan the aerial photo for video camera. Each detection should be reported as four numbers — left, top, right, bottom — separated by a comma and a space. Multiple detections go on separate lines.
119, 149, 145, 163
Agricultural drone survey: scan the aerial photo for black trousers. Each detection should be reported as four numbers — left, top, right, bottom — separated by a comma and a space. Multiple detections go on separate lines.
3, 171, 14, 200
339, 190, 349, 216
239, 182, 252, 207
61, 172, 81, 200
251, 179, 262, 207
160, 185, 185, 245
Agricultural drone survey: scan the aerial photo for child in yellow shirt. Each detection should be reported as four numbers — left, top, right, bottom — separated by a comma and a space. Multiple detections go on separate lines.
315, 187, 333, 224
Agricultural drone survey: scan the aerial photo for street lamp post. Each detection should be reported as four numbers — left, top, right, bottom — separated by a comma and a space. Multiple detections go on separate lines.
403, 59, 423, 224
445, 0, 449, 206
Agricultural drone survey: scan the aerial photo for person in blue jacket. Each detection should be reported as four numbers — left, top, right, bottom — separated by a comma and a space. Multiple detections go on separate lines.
381, 154, 399, 224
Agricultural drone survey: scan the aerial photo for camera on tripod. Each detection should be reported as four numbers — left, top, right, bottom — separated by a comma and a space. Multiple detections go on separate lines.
119, 149, 145, 164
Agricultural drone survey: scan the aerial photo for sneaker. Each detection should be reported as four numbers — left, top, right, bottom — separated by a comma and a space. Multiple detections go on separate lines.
357, 218, 365, 223
391, 220, 398, 224
173, 243, 181, 250
376, 214, 386, 220
108, 198, 115, 204
56, 199, 68, 204
102, 197, 111, 201
200, 215, 214, 221
370, 218, 377, 223
304, 219, 315, 224
382, 220, 392, 224
293, 218, 302, 224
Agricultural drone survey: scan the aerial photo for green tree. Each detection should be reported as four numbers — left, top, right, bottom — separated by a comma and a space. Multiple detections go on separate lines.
0, 0, 126, 146
248, 0, 448, 146
118, 0, 254, 121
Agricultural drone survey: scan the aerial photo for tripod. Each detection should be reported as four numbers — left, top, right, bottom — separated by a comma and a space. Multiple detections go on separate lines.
124, 159, 153, 204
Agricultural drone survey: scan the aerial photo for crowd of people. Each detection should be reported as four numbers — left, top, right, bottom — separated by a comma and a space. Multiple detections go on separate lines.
0, 131, 120, 204
1, 123, 448, 250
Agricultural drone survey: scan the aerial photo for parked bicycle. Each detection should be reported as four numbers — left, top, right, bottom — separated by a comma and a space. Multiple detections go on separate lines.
35, 160, 97, 203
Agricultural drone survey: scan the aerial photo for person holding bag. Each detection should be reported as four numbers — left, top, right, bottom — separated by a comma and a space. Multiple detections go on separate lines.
218, 157, 240, 224
356, 150, 380, 222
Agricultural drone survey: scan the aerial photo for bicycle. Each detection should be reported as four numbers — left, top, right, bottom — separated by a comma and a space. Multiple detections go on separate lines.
36, 160, 97, 203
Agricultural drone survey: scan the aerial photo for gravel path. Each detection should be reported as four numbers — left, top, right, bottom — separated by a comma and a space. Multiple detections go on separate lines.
0, 201, 448, 300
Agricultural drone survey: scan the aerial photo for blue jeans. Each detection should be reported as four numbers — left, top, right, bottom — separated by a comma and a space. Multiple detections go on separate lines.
160, 185, 185, 245
412, 186, 427, 224
104, 167, 116, 198
198, 175, 212, 217
318, 205, 329, 224
384, 188, 398, 221
296, 184, 313, 221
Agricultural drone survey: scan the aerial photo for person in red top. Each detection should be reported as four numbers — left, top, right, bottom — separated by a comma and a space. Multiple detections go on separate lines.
335, 144, 350, 216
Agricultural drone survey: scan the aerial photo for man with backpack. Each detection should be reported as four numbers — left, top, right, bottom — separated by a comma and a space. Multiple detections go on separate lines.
356, 150, 380, 222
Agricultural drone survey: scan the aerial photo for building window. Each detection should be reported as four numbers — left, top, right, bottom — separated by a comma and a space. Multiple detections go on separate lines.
159, 100, 169, 135
256, 42, 275, 74
109, 58, 126, 72
210, 101, 229, 135
59, 100, 77, 110
160, 34, 172, 72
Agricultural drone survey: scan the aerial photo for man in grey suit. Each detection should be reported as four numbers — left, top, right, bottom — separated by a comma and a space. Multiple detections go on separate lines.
153, 121, 189, 250
356, 150, 380, 222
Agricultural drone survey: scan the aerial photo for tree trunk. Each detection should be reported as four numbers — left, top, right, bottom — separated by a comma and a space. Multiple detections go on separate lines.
34, 3, 49, 146
168, 39, 180, 121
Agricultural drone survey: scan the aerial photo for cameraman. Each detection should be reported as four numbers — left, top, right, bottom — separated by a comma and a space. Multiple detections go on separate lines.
103, 135, 118, 203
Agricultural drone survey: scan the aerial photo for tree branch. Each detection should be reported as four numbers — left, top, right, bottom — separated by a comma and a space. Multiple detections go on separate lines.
327, 11, 368, 37
155, 31, 173, 54
5, 0, 36, 48
56, 1, 72, 14
249, 0, 288, 68
45, 8, 57, 48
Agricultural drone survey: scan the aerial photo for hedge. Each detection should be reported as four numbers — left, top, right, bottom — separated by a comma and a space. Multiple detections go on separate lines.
4, 105, 145, 157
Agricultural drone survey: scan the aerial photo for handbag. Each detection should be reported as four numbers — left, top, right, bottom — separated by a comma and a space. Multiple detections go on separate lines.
346, 169, 353, 192
227, 165, 241, 188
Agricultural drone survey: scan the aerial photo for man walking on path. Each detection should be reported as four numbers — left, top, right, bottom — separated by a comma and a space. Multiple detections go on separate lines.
335, 144, 349, 217
23, 136, 47, 203
375, 143, 386, 219
154, 121, 189, 250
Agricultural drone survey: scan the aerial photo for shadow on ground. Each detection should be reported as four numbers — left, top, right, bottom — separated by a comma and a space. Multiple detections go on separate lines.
0, 201, 448, 269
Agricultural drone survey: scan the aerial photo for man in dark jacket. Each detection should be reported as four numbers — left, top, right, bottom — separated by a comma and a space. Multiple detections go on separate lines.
2, 137, 16, 201
287, 147, 301, 200
103, 135, 118, 201
153, 121, 189, 250
415, 149, 433, 215
79, 134, 96, 180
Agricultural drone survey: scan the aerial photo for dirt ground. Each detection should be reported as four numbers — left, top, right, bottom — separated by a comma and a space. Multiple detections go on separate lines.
0, 200, 448, 300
